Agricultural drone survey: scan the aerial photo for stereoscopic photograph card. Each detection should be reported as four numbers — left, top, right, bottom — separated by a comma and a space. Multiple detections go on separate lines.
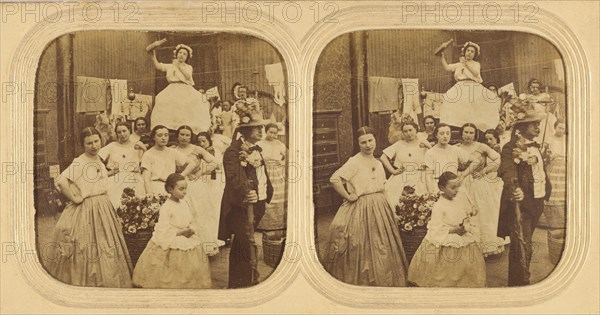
0, 1, 598, 314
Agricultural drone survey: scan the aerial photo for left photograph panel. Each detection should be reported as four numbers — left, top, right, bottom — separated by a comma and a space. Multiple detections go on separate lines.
34, 31, 289, 289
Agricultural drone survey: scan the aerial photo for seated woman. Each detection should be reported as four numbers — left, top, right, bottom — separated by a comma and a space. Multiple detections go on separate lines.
438, 41, 500, 132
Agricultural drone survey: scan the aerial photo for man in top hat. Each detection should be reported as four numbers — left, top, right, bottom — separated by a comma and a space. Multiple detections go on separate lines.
218, 100, 273, 288
497, 105, 552, 286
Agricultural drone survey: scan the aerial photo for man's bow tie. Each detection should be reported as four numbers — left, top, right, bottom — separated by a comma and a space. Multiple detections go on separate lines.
249, 145, 262, 152
524, 142, 540, 149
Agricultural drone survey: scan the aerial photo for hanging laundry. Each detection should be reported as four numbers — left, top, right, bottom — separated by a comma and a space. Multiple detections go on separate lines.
554, 59, 564, 82
422, 92, 444, 119
265, 63, 286, 106
205, 86, 220, 101
76, 76, 109, 113
401, 78, 421, 122
108, 79, 128, 117
368, 76, 401, 113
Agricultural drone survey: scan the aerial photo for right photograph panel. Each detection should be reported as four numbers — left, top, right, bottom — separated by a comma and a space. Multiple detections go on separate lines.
313, 30, 567, 288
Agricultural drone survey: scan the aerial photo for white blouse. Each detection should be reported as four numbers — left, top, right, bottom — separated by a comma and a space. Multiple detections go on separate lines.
425, 189, 480, 248
151, 198, 202, 251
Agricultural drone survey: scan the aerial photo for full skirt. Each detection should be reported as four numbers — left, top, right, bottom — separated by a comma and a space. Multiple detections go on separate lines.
106, 171, 146, 209
384, 171, 427, 210
463, 175, 507, 256
544, 156, 566, 229
151, 83, 211, 134
258, 160, 286, 230
440, 81, 500, 131
323, 192, 408, 287
186, 178, 224, 249
408, 239, 486, 287
132, 240, 211, 288
45, 195, 133, 287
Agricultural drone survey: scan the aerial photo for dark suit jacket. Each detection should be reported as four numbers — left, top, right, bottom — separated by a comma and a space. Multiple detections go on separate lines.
497, 138, 552, 237
218, 139, 273, 241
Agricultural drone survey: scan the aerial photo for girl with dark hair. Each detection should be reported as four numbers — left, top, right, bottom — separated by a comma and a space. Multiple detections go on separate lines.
146, 39, 211, 134
47, 127, 133, 287
381, 121, 430, 208
543, 119, 567, 230
418, 115, 437, 145
484, 128, 502, 153
324, 126, 408, 287
456, 123, 505, 257
423, 123, 474, 194
196, 131, 226, 247
173, 125, 220, 249
407, 171, 486, 287
133, 173, 212, 288
98, 122, 147, 208
257, 123, 288, 230
141, 125, 200, 196
438, 41, 500, 131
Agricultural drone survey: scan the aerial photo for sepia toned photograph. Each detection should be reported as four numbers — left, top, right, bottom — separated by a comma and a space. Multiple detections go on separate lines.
314, 30, 567, 288
33, 31, 289, 289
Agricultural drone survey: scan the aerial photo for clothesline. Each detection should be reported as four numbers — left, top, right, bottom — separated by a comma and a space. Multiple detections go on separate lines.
346, 59, 564, 84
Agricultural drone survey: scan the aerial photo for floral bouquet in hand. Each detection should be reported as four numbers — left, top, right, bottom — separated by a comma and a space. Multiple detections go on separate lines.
396, 186, 440, 232
240, 141, 263, 168
116, 188, 168, 235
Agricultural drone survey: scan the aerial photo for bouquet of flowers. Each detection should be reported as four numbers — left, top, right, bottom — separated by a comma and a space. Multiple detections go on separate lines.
116, 188, 168, 235
239, 141, 263, 168
396, 186, 440, 232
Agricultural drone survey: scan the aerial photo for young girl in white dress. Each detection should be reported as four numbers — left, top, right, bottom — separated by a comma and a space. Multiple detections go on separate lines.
381, 121, 430, 209
147, 39, 211, 134
408, 171, 486, 287
47, 127, 132, 287
133, 173, 212, 288
324, 126, 408, 287
99, 122, 146, 209
257, 123, 287, 230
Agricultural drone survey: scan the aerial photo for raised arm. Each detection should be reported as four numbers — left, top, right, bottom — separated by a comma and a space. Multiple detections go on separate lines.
440, 52, 453, 72
149, 50, 162, 71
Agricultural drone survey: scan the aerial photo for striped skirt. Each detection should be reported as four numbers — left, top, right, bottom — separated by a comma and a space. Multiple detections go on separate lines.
258, 160, 286, 230
544, 156, 566, 229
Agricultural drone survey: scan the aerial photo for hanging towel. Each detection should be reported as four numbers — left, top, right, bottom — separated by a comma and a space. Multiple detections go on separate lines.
108, 79, 128, 116
401, 78, 421, 122
265, 63, 286, 106
76, 76, 109, 113
554, 59, 564, 82
368, 76, 401, 112
205, 86, 220, 100
422, 92, 444, 119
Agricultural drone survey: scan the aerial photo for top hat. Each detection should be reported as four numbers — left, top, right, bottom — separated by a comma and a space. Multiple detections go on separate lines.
234, 98, 269, 128
508, 94, 547, 126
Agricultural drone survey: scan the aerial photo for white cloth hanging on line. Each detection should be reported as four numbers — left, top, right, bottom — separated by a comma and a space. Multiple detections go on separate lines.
264, 63, 286, 106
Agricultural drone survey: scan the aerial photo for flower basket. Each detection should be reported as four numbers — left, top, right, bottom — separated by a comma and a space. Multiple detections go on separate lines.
400, 228, 428, 263
395, 187, 439, 263
547, 229, 565, 265
262, 231, 285, 268
124, 229, 153, 267
116, 188, 168, 266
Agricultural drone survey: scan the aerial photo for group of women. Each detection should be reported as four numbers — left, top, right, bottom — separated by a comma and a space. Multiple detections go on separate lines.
323, 40, 567, 287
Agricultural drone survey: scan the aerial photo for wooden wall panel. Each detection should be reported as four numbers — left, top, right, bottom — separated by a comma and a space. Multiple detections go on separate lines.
314, 34, 353, 163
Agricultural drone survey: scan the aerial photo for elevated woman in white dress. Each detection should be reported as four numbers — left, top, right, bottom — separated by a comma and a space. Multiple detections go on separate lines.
147, 40, 211, 134
438, 41, 500, 131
